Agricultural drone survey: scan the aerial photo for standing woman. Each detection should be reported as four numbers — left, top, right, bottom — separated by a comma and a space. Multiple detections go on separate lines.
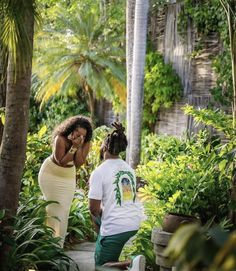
38, 115, 93, 247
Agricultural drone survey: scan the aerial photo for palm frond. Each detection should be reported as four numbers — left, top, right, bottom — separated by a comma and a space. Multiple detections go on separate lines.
110, 77, 126, 105
33, 3, 126, 112
0, 0, 40, 71
94, 57, 125, 82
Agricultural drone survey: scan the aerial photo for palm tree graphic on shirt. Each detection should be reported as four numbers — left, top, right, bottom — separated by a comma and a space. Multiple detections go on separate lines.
113, 171, 136, 206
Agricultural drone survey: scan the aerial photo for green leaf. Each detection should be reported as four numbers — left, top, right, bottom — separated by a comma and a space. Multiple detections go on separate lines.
0, 209, 6, 220
1, 114, 5, 125
219, 159, 227, 172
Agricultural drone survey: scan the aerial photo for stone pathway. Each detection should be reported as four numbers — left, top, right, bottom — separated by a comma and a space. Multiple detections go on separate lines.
66, 241, 96, 271
66, 241, 129, 271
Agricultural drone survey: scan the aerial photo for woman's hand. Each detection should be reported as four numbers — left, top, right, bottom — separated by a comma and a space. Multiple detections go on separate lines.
73, 135, 85, 148
68, 133, 85, 149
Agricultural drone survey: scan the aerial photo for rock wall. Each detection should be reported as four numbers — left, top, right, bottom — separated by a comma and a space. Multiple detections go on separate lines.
150, 2, 220, 136
94, 99, 117, 127
95, 2, 221, 135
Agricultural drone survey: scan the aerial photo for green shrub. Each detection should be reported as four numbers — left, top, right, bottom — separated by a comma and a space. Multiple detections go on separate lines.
126, 126, 234, 268
143, 51, 183, 130
138, 151, 230, 223
141, 132, 189, 164
67, 190, 96, 244
30, 92, 89, 134
22, 126, 51, 198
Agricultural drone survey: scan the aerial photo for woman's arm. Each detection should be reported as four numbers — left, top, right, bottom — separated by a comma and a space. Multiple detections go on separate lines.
74, 141, 91, 167
53, 135, 76, 166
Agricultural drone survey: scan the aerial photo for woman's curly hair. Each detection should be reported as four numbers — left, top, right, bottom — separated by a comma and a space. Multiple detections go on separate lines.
52, 115, 93, 142
103, 122, 128, 155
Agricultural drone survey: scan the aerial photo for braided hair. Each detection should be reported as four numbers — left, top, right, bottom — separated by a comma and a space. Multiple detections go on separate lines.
103, 122, 128, 156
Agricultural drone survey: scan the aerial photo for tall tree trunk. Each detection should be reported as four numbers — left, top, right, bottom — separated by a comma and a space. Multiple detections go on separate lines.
85, 83, 95, 124
0, 5, 34, 269
126, 0, 136, 162
227, 2, 236, 227
0, 3, 6, 145
220, 1, 236, 128
220, 0, 236, 227
227, 2, 236, 128
0, 47, 6, 144
232, 31, 236, 129
129, 0, 149, 169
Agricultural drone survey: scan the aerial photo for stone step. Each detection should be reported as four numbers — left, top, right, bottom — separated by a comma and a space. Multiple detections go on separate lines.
66, 242, 96, 271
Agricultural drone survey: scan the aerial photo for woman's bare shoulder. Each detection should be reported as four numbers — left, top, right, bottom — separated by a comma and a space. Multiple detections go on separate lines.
53, 135, 68, 147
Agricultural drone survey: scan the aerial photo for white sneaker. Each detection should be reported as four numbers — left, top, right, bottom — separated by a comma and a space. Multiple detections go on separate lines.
129, 255, 146, 271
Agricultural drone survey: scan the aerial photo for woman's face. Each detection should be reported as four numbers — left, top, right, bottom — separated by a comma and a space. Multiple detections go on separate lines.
72, 127, 87, 140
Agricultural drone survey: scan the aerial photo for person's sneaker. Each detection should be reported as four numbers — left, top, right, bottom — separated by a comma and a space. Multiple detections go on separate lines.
129, 255, 146, 271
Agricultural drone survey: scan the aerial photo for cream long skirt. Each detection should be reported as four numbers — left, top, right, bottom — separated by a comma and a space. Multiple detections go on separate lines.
38, 157, 76, 247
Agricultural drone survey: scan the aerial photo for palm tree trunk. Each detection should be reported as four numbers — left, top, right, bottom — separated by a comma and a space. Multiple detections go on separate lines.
232, 33, 236, 129
0, 49, 6, 144
0, 7, 6, 144
85, 83, 95, 124
227, 3, 236, 128
0, 84, 6, 144
126, 0, 136, 162
129, 0, 149, 169
220, 0, 236, 227
220, 0, 236, 128
227, 2, 236, 227
0, 4, 34, 268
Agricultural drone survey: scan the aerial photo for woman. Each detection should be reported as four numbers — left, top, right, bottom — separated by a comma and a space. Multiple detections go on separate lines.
39, 115, 93, 247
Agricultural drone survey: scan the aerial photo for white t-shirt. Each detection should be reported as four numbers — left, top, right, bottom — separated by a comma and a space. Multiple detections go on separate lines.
88, 158, 142, 236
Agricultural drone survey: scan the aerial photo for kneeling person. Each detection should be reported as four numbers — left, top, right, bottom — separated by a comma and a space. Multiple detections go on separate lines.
88, 122, 145, 271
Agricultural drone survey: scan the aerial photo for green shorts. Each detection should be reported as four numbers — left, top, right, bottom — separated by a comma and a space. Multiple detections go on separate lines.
95, 230, 138, 266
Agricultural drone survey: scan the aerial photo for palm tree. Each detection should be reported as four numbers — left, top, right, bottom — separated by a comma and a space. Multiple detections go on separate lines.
0, 0, 36, 268
34, 5, 126, 122
128, 0, 149, 169
126, 0, 136, 162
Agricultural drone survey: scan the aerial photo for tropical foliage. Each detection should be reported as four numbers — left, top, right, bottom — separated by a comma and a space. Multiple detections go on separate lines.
67, 191, 96, 244
2, 0, 236, 270
33, 2, 126, 120
123, 107, 236, 269
143, 51, 183, 130
176, 0, 235, 110
29, 90, 89, 133
0, 1, 36, 267
0, 199, 77, 271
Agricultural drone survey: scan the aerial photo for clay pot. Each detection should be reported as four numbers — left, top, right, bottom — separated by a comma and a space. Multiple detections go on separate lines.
162, 212, 199, 233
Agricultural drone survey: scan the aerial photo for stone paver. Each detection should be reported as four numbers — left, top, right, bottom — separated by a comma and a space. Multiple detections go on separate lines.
66, 242, 95, 271
66, 242, 125, 271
